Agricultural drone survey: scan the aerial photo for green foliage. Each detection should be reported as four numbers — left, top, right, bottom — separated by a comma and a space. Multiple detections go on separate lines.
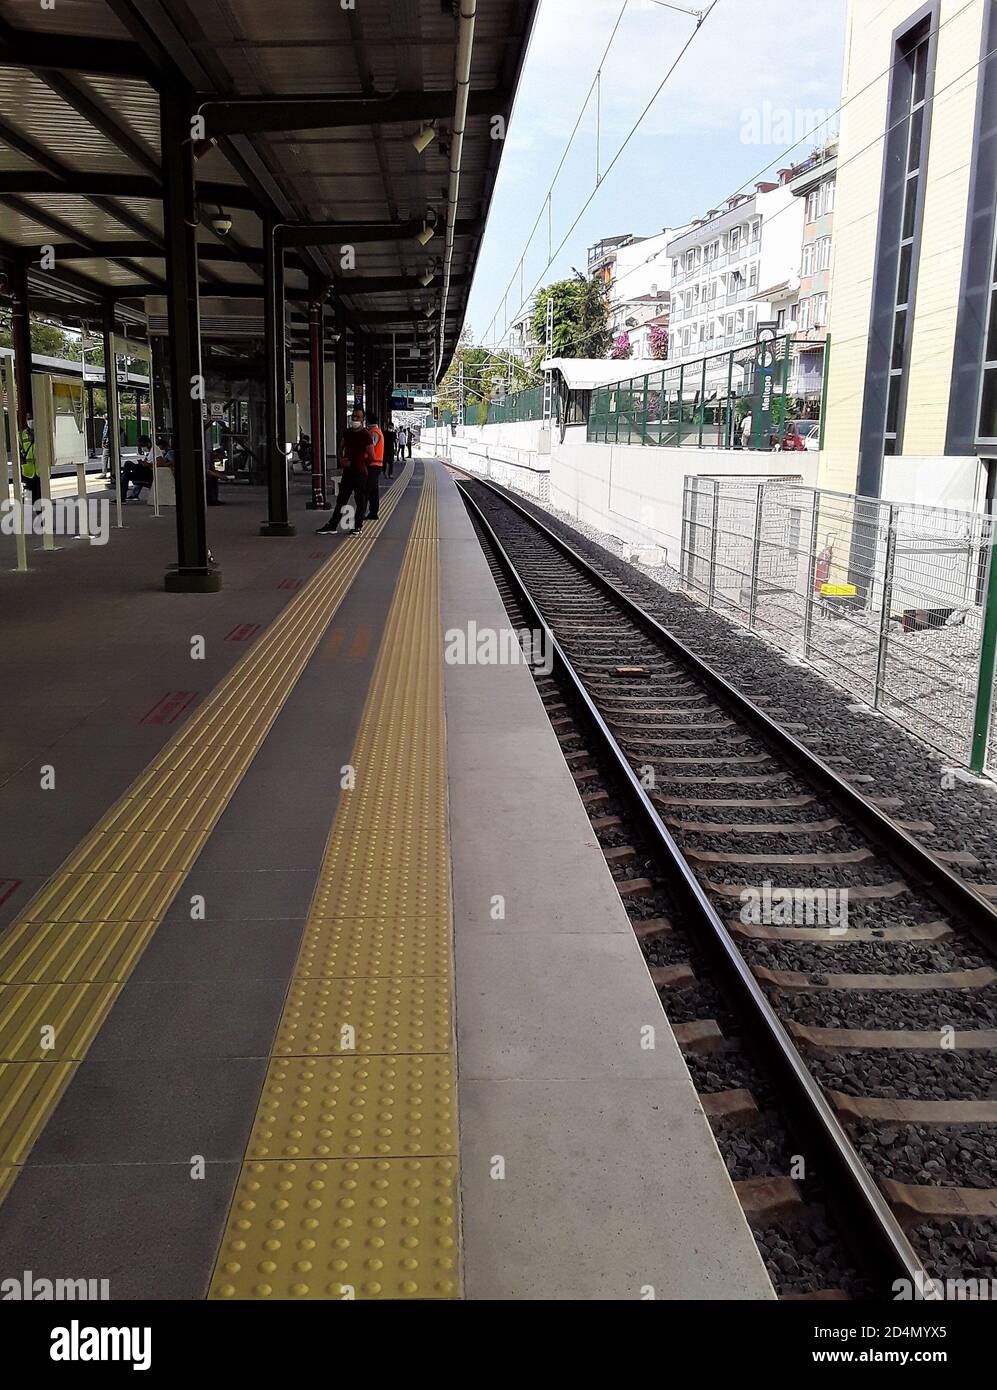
437, 325, 534, 418
530, 274, 610, 366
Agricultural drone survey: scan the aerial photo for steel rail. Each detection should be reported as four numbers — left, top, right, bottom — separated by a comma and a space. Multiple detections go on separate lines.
458, 476, 930, 1297
464, 476, 997, 960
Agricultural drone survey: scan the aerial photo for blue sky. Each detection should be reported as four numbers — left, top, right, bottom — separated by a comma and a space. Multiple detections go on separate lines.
465, 0, 848, 347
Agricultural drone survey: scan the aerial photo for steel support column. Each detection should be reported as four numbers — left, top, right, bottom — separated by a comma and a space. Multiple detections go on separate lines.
307, 282, 327, 510
353, 332, 364, 410
101, 300, 124, 531
335, 304, 348, 458
261, 215, 294, 535
365, 343, 376, 423
159, 92, 218, 591
10, 255, 32, 434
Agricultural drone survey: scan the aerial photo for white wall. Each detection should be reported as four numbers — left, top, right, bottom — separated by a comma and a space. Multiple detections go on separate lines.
446, 419, 817, 565
881, 455, 987, 513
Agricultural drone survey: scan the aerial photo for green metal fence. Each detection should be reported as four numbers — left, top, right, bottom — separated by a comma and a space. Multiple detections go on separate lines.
485, 384, 548, 426
588, 334, 813, 450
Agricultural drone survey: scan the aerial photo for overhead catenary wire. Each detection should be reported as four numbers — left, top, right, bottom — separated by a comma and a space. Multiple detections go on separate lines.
481, 0, 720, 355
521, 4, 995, 367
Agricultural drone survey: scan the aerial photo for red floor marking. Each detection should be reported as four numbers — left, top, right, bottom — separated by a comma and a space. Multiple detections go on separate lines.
321, 628, 346, 660
0, 879, 22, 908
348, 625, 372, 662
140, 691, 199, 726
278, 578, 303, 591
225, 622, 262, 642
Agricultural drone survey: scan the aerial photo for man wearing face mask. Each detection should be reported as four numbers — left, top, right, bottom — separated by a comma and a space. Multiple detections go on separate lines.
316, 406, 373, 535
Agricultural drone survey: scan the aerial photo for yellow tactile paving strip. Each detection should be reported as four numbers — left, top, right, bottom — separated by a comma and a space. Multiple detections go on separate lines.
0, 467, 412, 1200
209, 469, 460, 1301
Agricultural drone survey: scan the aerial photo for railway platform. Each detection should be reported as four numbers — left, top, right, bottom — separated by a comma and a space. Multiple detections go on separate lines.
0, 456, 773, 1301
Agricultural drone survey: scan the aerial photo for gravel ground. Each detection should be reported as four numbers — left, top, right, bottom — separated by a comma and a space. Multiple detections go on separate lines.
715, 1124, 796, 1181
467, 479, 997, 884
810, 1049, 997, 1101
755, 1217, 871, 1298
913, 1218, 997, 1281
773, 985, 997, 1030
744, 940, 989, 976
851, 1122, 997, 1189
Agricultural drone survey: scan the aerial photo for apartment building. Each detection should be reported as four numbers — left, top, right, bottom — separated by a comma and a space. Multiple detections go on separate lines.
606, 228, 680, 357
508, 302, 540, 364
821, 0, 997, 509
587, 234, 633, 287
665, 177, 805, 369
783, 143, 838, 410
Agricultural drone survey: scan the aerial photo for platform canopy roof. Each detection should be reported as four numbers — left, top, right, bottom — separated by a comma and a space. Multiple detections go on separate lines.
0, 0, 538, 380
543, 357, 673, 391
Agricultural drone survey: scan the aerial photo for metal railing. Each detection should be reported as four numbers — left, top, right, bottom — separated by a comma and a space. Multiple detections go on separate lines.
587, 334, 804, 449
485, 383, 551, 425
681, 474, 997, 770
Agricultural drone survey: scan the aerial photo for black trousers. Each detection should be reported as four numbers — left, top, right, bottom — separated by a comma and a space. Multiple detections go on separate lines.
365, 466, 382, 519
384, 449, 395, 479
331, 467, 367, 530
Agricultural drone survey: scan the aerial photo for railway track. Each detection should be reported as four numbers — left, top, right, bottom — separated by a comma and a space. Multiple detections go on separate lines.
457, 473, 997, 1300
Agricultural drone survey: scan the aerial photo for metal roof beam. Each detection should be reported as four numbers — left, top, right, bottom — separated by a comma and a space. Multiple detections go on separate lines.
201, 88, 509, 139
282, 217, 482, 247
0, 194, 166, 290
0, 18, 155, 82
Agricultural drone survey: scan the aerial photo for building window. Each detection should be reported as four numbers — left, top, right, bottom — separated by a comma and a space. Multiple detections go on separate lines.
817, 236, 832, 271
883, 18, 930, 455
823, 179, 835, 214
805, 190, 819, 223
979, 231, 997, 443
748, 262, 758, 287
802, 242, 815, 276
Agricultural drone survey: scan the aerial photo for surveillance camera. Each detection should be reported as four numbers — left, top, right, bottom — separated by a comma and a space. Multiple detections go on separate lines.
411, 123, 436, 155
210, 213, 233, 236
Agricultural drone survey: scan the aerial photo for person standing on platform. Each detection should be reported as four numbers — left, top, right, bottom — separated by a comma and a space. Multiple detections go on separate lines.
316, 407, 372, 535
406, 426, 414, 459
397, 424, 407, 460
19, 417, 40, 508
384, 420, 398, 479
366, 416, 385, 521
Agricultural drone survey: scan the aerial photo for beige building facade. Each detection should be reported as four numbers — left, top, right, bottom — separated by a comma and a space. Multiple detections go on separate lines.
821, 0, 997, 510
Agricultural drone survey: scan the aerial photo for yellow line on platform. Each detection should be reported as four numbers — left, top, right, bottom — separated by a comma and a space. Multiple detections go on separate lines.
209, 468, 459, 1302
0, 466, 415, 1204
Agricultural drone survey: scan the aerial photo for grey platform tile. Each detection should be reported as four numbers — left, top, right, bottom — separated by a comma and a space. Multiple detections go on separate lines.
26, 1057, 267, 1165
455, 932, 675, 1081
196, 829, 333, 873
133, 915, 305, 985
452, 821, 628, 935
88, 977, 289, 1060
0, 1160, 239, 1300
458, 1078, 774, 1301
161, 868, 319, 924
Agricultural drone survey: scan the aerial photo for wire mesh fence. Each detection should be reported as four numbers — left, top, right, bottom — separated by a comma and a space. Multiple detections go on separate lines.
681, 474, 997, 769
588, 334, 811, 449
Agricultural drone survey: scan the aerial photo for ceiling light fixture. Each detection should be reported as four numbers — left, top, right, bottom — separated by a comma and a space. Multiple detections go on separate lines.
411, 123, 437, 155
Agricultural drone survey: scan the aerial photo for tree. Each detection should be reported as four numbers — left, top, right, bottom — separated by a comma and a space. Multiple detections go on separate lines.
437, 326, 533, 422
650, 324, 669, 360
530, 273, 610, 367
610, 331, 632, 360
